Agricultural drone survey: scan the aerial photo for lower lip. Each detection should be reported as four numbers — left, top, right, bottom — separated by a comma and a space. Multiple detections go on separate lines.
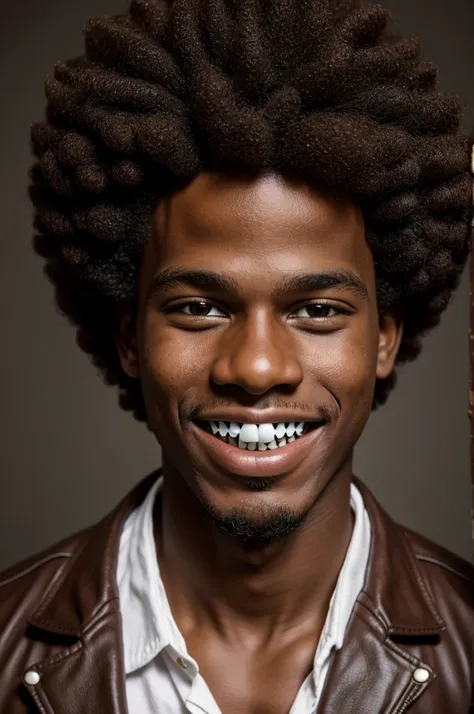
189, 422, 325, 478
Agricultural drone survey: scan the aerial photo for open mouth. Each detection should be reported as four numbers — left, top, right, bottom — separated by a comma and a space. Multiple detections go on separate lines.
194, 420, 322, 452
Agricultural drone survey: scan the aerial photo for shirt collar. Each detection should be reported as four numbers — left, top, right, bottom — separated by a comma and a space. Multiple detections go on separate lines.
117, 477, 181, 673
318, 483, 371, 652
117, 477, 370, 676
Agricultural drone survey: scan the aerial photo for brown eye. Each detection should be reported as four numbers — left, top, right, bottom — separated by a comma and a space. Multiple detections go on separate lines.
187, 300, 213, 316
292, 303, 343, 319
167, 300, 226, 317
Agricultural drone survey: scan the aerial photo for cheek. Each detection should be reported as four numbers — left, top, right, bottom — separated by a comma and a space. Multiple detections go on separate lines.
138, 314, 212, 410
312, 321, 378, 407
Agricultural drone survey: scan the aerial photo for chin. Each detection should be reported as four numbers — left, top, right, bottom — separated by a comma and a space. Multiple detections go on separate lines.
196, 486, 313, 544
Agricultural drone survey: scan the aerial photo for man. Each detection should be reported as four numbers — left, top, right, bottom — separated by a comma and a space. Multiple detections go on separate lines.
0, 0, 472, 712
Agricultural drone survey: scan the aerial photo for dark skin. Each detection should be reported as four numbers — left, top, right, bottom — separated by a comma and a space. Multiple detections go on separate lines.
117, 171, 403, 714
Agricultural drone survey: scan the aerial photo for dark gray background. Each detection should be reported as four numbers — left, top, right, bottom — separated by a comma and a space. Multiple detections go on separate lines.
0, 0, 472, 571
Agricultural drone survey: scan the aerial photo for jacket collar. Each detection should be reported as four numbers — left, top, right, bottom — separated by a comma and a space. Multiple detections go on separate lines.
28, 470, 445, 640
28, 471, 158, 638
353, 476, 445, 636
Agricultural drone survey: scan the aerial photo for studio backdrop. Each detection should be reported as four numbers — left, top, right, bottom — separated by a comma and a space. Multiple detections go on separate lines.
0, 0, 472, 570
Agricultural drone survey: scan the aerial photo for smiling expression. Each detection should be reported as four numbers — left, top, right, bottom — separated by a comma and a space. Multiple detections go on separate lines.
117, 171, 402, 535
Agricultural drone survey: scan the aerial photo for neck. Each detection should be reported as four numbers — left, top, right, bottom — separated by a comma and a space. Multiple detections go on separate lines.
154, 463, 354, 643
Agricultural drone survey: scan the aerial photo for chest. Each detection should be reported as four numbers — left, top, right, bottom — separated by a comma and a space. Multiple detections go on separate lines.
185, 634, 320, 714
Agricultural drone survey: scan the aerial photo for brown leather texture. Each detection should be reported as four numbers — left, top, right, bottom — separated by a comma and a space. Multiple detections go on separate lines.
0, 470, 472, 714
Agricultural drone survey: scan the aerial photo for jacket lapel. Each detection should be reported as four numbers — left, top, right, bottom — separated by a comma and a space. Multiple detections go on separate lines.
24, 606, 128, 714
23, 472, 159, 714
316, 596, 435, 713
318, 478, 445, 713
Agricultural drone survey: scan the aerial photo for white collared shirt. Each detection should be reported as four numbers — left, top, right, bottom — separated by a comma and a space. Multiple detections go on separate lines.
116, 477, 371, 714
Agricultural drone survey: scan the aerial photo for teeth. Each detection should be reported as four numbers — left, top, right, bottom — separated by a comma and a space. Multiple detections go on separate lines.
257, 423, 274, 443
229, 422, 240, 438
218, 421, 229, 437
275, 423, 286, 439
204, 420, 312, 450
239, 423, 259, 442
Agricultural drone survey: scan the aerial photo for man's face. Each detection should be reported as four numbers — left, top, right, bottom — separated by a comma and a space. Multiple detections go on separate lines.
119, 172, 401, 539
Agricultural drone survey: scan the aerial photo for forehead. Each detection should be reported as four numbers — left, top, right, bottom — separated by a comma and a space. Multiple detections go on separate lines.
144, 172, 372, 283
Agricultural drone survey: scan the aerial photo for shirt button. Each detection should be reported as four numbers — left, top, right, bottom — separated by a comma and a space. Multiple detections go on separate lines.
24, 671, 41, 686
413, 668, 430, 684
176, 657, 188, 669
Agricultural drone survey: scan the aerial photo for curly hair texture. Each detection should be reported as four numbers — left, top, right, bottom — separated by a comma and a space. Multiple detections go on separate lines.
30, 0, 472, 424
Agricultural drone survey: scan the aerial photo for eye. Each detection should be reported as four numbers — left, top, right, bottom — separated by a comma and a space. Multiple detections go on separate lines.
166, 300, 226, 317
291, 303, 346, 319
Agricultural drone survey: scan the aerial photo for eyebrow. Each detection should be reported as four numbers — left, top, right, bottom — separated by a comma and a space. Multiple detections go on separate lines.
147, 267, 368, 302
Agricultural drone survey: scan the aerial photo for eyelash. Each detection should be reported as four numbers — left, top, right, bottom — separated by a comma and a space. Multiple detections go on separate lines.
164, 299, 351, 320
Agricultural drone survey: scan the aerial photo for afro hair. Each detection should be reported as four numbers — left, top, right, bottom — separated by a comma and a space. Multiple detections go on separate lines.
29, 0, 472, 424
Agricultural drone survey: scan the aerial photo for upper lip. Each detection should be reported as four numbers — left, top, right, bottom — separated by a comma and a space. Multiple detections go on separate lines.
192, 410, 325, 425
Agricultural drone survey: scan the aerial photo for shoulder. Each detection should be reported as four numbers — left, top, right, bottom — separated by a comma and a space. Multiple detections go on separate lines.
355, 476, 473, 612
402, 525, 473, 619
0, 472, 158, 628
0, 523, 94, 586
0, 527, 91, 624
405, 525, 473, 587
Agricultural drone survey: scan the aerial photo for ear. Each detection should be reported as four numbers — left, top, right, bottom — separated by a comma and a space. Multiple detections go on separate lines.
376, 311, 404, 380
115, 310, 140, 379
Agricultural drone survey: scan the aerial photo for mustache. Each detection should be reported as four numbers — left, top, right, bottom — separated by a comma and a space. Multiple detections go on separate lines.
188, 399, 335, 422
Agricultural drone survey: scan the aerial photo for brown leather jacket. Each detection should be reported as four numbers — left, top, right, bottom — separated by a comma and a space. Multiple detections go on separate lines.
0, 470, 472, 713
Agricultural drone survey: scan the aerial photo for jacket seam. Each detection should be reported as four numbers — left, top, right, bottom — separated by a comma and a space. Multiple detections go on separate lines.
27, 618, 81, 637
384, 635, 432, 669
34, 638, 83, 673
28, 686, 50, 714
80, 597, 122, 637
402, 532, 445, 627
356, 592, 443, 636
32, 541, 89, 620
82, 595, 120, 635
415, 554, 474, 582
0, 553, 72, 588
33, 597, 121, 641
355, 594, 389, 635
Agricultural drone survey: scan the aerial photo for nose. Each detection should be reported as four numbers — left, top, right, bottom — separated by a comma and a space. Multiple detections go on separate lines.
210, 310, 303, 395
